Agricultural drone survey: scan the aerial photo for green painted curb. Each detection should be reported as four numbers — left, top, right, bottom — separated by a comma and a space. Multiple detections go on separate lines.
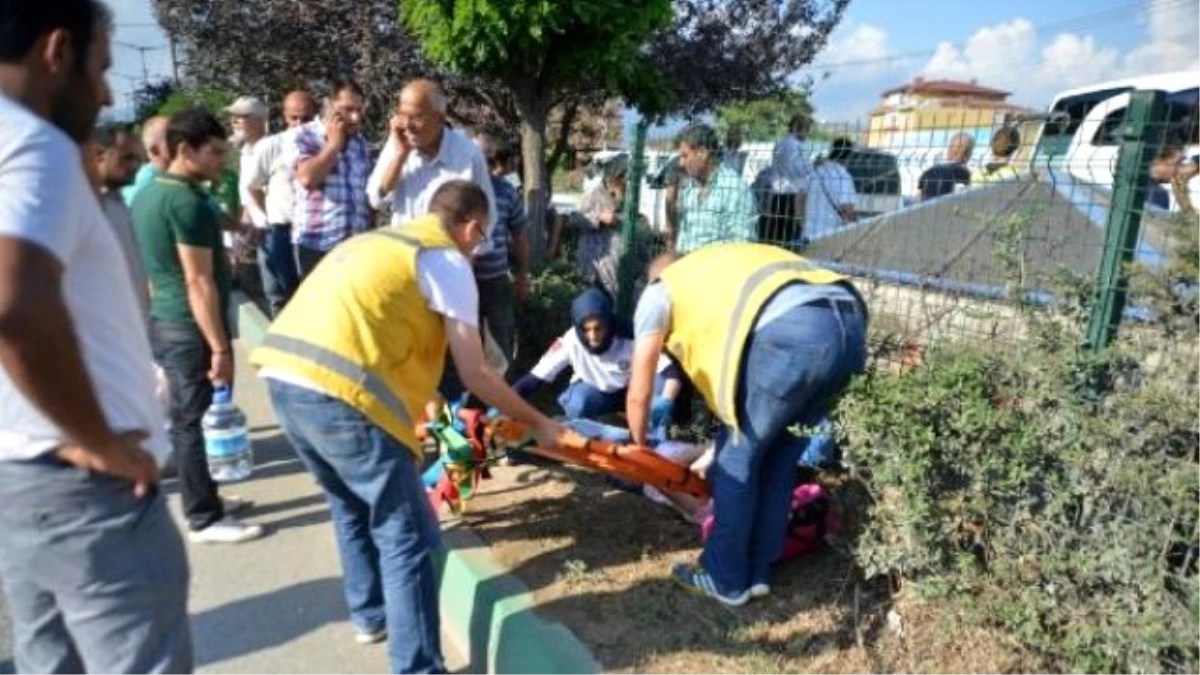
235, 296, 598, 674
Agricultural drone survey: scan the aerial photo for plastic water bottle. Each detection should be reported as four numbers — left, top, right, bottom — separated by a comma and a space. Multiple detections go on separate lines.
202, 386, 253, 482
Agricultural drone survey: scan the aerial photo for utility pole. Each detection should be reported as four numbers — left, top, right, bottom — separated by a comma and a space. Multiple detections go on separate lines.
114, 41, 164, 88
167, 34, 180, 84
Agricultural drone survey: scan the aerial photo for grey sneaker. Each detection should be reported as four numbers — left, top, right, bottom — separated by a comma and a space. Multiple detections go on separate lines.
750, 583, 771, 599
221, 495, 253, 515
669, 563, 749, 607
188, 516, 264, 544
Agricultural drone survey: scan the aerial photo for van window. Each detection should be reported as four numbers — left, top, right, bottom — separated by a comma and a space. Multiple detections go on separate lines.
1091, 88, 1199, 147
1045, 87, 1131, 140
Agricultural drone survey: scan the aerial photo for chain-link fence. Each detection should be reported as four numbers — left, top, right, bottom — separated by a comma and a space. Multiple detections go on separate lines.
539, 89, 1200, 365
537, 87, 1198, 672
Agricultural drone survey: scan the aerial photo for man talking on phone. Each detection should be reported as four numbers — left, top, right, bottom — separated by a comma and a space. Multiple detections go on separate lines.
292, 79, 373, 278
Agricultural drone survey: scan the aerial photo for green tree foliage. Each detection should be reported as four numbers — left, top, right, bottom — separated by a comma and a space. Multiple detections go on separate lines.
154, 86, 235, 119
401, 0, 673, 259
716, 89, 814, 142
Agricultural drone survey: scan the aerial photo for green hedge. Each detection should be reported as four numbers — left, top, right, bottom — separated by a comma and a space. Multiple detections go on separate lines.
835, 212, 1200, 672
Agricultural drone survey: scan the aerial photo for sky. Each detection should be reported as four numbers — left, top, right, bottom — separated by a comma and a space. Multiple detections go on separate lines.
807, 0, 1200, 121
105, 0, 1199, 122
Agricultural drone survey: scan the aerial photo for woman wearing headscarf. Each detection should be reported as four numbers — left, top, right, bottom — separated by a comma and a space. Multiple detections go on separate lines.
513, 287, 682, 431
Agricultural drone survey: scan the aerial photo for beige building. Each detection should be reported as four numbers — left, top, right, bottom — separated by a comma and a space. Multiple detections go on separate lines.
866, 77, 1030, 151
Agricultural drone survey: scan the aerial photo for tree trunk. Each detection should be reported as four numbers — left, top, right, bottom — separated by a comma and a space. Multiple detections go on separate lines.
516, 91, 550, 266
546, 101, 580, 176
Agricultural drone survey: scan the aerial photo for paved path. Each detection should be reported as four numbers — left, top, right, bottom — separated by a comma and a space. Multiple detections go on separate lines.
0, 341, 466, 673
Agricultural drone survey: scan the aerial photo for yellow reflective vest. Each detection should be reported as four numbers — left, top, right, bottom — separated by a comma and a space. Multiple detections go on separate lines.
250, 215, 457, 455
658, 242, 859, 429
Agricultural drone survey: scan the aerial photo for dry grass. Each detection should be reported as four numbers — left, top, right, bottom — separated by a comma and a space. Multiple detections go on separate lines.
452, 461, 1038, 673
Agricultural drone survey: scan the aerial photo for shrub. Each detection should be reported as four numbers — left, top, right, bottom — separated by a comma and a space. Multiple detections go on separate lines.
836, 210, 1199, 672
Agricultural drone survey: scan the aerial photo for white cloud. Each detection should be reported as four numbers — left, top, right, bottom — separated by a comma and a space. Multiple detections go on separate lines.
1123, 0, 1200, 74
819, 23, 897, 80
914, 7, 1199, 109
1034, 33, 1121, 90
922, 18, 1036, 86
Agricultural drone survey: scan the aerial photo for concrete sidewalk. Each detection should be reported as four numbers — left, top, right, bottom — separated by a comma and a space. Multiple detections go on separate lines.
0, 340, 467, 674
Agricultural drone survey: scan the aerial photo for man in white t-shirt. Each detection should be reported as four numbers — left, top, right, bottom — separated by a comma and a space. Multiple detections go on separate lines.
804, 138, 858, 241
0, 2, 191, 672
250, 180, 563, 673
245, 90, 315, 316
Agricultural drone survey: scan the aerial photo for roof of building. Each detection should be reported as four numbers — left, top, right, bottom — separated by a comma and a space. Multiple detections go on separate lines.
882, 78, 1011, 99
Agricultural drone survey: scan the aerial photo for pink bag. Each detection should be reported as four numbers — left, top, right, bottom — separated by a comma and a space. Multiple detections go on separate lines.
701, 483, 838, 562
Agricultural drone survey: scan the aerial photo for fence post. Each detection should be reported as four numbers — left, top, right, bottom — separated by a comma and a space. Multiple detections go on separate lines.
618, 120, 649, 317
1084, 90, 1167, 353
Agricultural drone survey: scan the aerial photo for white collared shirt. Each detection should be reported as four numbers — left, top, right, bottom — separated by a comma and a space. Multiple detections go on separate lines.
770, 134, 814, 194
237, 136, 270, 229
365, 126, 496, 232
246, 129, 299, 226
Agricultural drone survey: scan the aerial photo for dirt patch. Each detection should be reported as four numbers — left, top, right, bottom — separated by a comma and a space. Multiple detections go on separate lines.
452, 460, 1034, 673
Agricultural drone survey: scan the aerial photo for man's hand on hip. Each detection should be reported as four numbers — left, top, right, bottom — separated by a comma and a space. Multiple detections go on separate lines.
56, 429, 160, 497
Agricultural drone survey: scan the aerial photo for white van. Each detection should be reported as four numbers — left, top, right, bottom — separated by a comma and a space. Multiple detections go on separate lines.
1036, 71, 1199, 211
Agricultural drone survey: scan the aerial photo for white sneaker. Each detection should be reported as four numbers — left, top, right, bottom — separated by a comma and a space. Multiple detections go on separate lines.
354, 629, 387, 645
188, 516, 264, 544
750, 583, 771, 599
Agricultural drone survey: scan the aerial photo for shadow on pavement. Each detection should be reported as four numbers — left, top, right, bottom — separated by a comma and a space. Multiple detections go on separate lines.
190, 578, 347, 667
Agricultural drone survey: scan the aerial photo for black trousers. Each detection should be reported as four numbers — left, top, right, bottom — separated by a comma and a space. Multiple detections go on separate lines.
151, 319, 225, 531
295, 244, 328, 280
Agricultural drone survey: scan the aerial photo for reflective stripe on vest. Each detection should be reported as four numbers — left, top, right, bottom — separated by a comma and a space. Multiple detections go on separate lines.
714, 258, 823, 424
261, 333, 413, 428
372, 229, 423, 248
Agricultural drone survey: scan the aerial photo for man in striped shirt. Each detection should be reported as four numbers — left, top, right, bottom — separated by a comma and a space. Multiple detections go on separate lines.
292, 80, 373, 278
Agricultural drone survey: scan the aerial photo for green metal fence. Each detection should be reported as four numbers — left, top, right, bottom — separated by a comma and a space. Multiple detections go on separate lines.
550, 90, 1197, 363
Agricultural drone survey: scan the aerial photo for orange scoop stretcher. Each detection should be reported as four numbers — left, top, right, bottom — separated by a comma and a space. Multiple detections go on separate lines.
419, 405, 709, 514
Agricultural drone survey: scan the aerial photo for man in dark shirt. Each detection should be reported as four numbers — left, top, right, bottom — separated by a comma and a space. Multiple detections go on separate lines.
133, 108, 263, 545
918, 133, 975, 200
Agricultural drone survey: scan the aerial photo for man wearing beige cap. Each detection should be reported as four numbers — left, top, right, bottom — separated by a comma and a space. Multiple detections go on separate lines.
226, 96, 270, 243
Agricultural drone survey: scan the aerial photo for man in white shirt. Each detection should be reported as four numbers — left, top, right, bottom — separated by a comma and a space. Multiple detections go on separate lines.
366, 79, 496, 233
251, 181, 562, 672
89, 122, 150, 316
245, 90, 315, 316
0, 2, 191, 672
764, 114, 813, 244
804, 138, 858, 241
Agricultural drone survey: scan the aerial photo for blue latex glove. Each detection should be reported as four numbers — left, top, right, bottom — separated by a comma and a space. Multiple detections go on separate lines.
650, 396, 674, 429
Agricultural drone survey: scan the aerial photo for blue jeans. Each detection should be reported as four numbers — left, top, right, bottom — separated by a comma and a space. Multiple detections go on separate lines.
267, 380, 444, 674
557, 381, 625, 420
701, 298, 866, 595
0, 457, 192, 673
257, 223, 299, 317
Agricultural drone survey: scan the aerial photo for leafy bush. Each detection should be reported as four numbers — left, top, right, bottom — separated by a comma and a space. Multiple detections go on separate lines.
836, 211, 1199, 672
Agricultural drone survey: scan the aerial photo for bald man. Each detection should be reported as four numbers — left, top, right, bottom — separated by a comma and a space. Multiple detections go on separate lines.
245, 90, 316, 315
918, 133, 975, 201
366, 78, 495, 231
121, 115, 169, 205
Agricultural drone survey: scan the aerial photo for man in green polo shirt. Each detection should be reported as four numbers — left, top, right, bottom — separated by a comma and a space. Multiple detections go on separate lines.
132, 107, 263, 545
